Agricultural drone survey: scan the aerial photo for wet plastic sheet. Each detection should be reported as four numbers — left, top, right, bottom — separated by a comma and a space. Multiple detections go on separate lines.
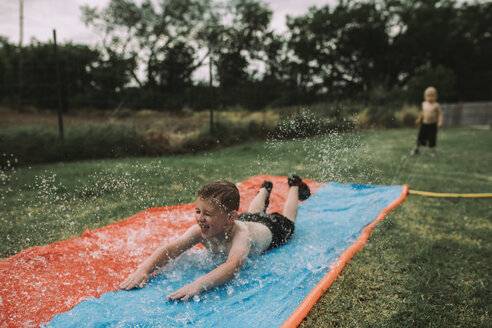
0, 175, 322, 327
46, 181, 403, 328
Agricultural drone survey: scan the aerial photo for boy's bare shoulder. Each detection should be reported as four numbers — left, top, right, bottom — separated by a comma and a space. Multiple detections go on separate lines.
234, 220, 268, 236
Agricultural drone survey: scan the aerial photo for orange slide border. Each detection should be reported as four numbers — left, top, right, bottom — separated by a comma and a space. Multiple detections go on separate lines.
280, 184, 409, 328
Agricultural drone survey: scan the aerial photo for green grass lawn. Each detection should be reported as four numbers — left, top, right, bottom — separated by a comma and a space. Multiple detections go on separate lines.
1, 127, 491, 327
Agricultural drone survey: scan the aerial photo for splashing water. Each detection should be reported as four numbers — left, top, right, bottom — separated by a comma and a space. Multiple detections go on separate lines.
1, 110, 384, 258
264, 120, 381, 185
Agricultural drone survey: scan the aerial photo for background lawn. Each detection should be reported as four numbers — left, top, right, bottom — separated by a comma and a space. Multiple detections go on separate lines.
1, 127, 491, 327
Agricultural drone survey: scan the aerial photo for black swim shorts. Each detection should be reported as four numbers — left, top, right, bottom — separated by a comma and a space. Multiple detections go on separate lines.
417, 122, 438, 147
237, 212, 295, 251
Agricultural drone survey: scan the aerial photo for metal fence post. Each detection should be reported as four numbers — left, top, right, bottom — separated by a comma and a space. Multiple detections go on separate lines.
53, 29, 64, 140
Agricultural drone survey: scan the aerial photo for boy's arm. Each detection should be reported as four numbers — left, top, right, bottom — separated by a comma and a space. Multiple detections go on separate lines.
120, 225, 202, 290
437, 104, 443, 127
415, 109, 423, 124
167, 227, 251, 301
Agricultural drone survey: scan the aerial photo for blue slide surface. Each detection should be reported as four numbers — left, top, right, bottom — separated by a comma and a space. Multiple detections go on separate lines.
47, 183, 402, 328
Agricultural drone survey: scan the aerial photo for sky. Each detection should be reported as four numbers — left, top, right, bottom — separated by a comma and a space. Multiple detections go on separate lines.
0, 0, 337, 81
0, 0, 336, 45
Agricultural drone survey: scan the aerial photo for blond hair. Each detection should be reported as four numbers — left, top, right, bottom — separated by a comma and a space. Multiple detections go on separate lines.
197, 180, 240, 213
424, 86, 438, 99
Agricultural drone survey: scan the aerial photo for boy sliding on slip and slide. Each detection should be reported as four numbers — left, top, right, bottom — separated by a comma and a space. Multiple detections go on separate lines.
120, 175, 311, 301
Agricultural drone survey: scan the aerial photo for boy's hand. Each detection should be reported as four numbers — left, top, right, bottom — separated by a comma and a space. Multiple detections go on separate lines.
167, 281, 204, 301
120, 270, 149, 290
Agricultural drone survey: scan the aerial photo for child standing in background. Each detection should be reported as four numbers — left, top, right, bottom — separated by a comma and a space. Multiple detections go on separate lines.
412, 86, 443, 156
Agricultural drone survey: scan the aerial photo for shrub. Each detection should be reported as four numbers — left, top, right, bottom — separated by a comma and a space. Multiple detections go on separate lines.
355, 105, 400, 129
1, 126, 63, 168
0, 124, 145, 168
1, 107, 358, 167
111, 107, 134, 118
395, 105, 420, 127
61, 123, 144, 160
271, 111, 354, 140
142, 130, 180, 156
182, 119, 273, 153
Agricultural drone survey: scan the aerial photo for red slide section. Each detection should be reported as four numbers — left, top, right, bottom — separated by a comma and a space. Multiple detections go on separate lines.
0, 175, 323, 328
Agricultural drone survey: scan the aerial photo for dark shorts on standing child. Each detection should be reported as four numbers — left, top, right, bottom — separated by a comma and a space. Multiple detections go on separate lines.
417, 123, 438, 147
237, 212, 295, 251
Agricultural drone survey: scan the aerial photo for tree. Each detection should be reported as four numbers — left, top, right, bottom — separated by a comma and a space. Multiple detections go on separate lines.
385, 0, 492, 101
404, 65, 456, 103
156, 41, 196, 93
0, 37, 18, 107
81, 0, 211, 95
0, 36, 132, 110
87, 51, 135, 108
286, 2, 392, 101
447, 1, 492, 100
203, 0, 274, 107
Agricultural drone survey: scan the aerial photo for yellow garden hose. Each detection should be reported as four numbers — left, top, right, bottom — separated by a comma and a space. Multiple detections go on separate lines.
409, 189, 492, 198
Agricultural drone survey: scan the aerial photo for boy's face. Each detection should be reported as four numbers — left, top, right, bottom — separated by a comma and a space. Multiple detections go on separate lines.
194, 197, 233, 239
425, 92, 436, 102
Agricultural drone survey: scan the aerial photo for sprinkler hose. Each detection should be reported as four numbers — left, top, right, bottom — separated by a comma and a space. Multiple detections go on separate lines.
409, 189, 492, 198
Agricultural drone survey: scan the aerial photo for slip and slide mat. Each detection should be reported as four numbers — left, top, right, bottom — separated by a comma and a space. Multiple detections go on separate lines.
0, 175, 407, 327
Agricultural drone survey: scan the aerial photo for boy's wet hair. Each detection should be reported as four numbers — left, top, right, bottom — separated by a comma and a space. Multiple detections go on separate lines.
197, 180, 240, 213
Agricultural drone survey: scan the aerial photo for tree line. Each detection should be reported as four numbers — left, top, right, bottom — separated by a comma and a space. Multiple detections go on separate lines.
1, 0, 491, 112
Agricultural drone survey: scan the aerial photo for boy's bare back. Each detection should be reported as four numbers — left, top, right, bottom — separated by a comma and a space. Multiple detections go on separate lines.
201, 220, 272, 255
